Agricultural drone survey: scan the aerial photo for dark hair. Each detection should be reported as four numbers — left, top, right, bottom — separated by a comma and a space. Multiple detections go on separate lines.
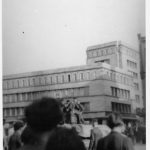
25, 97, 63, 132
45, 127, 86, 150
107, 113, 123, 129
21, 126, 38, 145
14, 121, 24, 131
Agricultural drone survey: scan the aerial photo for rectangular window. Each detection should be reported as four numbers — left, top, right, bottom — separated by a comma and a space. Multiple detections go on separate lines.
6, 108, 10, 116
3, 81, 8, 89
22, 93, 28, 101
87, 52, 92, 58
128, 70, 138, 79
16, 108, 19, 116
20, 107, 24, 116
13, 80, 18, 88
7, 81, 13, 89
93, 51, 97, 57
11, 94, 16, 102
3, 109, 7, 117
8, 95, 12, 103
3, 95, 7, 103
18, 94, 23, 102
81, 102, 90, 112
40, 77, 46, 85
79, 88, 84, 96
18, 80, 24, 87
25, 79, 29, 87
127, 60, 137, 69
95, 59, 110, 65
12, 108, 15, 116
17, 108, 20, 116
84, 87, 89, 96
134, 83, 139, 90
111, 87, 115, 97
111, 102, 131, 113
133, 72, 138, 79
69, 89, 74, 97
68, 74, 71, 82
78, 73, 83, 81
111, 87, 130, 99
86, 72, 90, 80
80, 73, 84, 80
112, 102, 115, 112
45, 76, 52, 85
57, 75, 63, 83
135, 95, 140, 103
51, 76, 57, 84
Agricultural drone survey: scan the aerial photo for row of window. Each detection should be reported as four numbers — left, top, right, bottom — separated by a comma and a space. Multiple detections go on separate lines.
120, 47, 138, 59
87, 47, 115, 58
128, 70, 138, 79
95, 59, 110, 65
111, 87, 130, 99
134, 83, 139, 90
3, 69, 133, 90
111, 102, 131, 113
3, 87, 89, 103
3, 107, 24, 117
127, 60, 137, 69
3, 101, 90, 118
3, 71, 96, 90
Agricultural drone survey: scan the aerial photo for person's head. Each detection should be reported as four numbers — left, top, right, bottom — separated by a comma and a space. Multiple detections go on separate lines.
92, 119, 98, 127
102, 120, 107, 125
74, 99, 78, 103
77, 101, 80, 104
119, 122, 126, 133
128, 122, 131, 128
107, 113, 124, 130
25, 97, 63, 133
45, 127, 86, 150
13, 121, 24, 132
66, 100, 70, 103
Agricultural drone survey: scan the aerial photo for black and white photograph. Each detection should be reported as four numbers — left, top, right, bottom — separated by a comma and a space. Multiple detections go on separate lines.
2, 0, 146, 150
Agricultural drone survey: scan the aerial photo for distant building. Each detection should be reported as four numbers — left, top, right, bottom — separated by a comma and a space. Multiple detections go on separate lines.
138, 34, 146, 109
3, 41, 143, 123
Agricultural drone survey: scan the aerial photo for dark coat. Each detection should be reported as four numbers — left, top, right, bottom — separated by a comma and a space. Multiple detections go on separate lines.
19, 144, 45, 150
97, 131, 134, 150
8, 131, 22, 150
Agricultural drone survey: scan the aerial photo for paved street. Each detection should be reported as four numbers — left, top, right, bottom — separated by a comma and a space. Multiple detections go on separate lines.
135, 144, 146, 150
83, 140, 146, 150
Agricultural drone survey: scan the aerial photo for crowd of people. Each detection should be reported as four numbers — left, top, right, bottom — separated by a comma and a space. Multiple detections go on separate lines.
3, 97, 145, 150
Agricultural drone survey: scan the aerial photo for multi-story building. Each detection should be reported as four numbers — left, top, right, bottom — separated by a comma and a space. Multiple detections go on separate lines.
87, 41, 143, 110
3, 41, 143, 123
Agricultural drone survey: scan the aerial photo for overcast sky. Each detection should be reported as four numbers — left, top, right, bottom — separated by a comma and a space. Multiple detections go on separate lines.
3, 0, 145, 75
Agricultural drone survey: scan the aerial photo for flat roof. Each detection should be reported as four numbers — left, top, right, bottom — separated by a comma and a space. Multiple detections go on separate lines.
86, 41, 139, 54
3, 63, 132, 80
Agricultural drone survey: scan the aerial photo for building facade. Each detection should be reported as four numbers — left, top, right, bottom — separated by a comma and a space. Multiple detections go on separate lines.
3, 41, 143, 123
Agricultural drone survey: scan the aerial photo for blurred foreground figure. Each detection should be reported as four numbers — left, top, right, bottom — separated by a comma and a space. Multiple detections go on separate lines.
8, 121, 24, 150
20, 97, 63, 150
45, 127, 86, 150
21, 126, 38, 146
126, 122, 135, 145
97, 113, 134, 150
3, 120, 9, 150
